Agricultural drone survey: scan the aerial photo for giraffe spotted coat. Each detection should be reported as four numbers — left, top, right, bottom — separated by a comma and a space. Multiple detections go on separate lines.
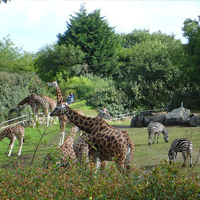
0, 124, 25, 156
50, 104, 135, 170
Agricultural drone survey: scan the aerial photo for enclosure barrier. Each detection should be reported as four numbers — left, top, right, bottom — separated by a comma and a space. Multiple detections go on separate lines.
0, 108, 166, 130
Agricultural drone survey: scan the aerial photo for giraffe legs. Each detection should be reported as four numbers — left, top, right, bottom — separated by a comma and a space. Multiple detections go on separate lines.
7, 135, 16, 156
58, 120, 66, 147
17, 136, 24, 156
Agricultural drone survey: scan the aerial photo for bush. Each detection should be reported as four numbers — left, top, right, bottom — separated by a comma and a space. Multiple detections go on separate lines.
0, 72, 53, 122
169, 88, 200, 111
58, 75, 114, 100
0, 161, 199, 199
86, 86, 130, 116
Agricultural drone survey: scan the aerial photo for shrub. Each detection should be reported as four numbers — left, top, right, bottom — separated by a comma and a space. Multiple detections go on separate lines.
86, 86, 130, 116
0, 161, 200, 199
0, 72, 53, 122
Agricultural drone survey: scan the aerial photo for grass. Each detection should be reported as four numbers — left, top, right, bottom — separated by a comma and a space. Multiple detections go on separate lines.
0, 101, 200, 171
0, 117, 200, 172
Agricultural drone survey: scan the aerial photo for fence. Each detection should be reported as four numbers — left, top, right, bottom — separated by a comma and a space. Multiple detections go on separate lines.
0, 108, 166, 131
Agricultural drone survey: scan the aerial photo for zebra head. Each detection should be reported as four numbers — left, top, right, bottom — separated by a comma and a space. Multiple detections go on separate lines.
167, 149, 174, 163
163, 133, 169, 143
163, 127, 169, 143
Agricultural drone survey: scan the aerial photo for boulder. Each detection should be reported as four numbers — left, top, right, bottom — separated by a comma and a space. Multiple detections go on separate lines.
165, 107, 190, 120
190, 115, 200, 127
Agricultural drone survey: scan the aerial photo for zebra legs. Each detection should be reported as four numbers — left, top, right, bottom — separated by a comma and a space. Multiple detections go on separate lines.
182, 151, 192, 167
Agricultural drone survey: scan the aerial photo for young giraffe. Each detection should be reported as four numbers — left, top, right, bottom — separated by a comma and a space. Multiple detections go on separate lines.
46, 80, 84, 146
50, 103, 135, 170
9, 93, 51, 127
0, 124, 25, 156
44, 128, 77, 168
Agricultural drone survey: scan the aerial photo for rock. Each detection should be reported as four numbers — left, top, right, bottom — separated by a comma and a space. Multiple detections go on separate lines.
190, 115, 200, 127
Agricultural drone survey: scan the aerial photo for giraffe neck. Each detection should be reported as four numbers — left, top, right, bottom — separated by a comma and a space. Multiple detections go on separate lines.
56, 86, 63, 105
63, 106, 92, 133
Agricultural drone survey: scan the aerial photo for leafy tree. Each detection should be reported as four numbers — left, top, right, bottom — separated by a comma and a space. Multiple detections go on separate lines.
182, 17, 200, 87
57, 4, 119, 77
116, 30, 184, 109
34, 43, 85, 82
86, 86, 129, 116
0, 36, 35, 73
0, 72, 50, 122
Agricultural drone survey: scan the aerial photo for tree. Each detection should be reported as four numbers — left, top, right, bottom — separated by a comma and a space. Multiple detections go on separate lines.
182, 17, 200, 87
0, 36, 35, 73
116, 30, 184, 109
57, 4, 119, 77
34, 43, 85, 82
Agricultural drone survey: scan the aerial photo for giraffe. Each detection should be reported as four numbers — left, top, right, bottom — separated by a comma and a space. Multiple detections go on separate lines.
46, 80, 84, 146
73, 106, 111, 166
44, 106, 111, 169
9, 93, 51, 127
0, 124, 25, 156
50, 103, 135, 171
40, 95, 57, 124
44, 128, 77, 168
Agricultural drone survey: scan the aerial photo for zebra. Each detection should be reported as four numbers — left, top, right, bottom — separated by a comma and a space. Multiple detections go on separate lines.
147, 122, 169, 145
168, 138, 193, 167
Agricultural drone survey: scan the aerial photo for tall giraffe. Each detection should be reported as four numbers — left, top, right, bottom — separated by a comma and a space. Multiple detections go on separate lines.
46, 80, 84, 146
73, 106, 111, 168
50, 103, 135, 170
45, 107, 111, 169
9, 93, 51, 127
0, 124, 25, 156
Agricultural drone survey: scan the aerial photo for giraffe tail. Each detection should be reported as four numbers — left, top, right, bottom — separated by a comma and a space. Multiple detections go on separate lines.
124, 144, 132, 166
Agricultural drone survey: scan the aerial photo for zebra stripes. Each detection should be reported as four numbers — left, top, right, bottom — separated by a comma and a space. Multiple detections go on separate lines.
168, 138, 193, 167
147, 122, 169, 145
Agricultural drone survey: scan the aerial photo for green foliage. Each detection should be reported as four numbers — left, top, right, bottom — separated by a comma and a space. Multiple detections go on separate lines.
58, 75, 114, 100
34, 43, 85, 82
182, 18, 200, 87
0, 72, 51, 122
169, 88, 200, 111
0, 161, 200, 199
57, 4, 119, 77
0, 36, 35, 72
116, 30, 184, 109
86, 86, 130, 116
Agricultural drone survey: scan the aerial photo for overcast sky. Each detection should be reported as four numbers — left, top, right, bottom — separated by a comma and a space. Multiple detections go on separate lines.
0, 1, 199, 53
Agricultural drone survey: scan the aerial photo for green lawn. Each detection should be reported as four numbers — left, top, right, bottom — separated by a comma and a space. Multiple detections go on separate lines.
1, 116, 200, 172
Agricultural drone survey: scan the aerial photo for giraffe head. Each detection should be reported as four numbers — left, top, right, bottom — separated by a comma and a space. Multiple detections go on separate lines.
97, 106, 111, 119
50, 103, 67, 116
46, 80, 58, 89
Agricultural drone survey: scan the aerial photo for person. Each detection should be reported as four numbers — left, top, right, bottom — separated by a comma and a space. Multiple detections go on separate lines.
67, 95, 72, 105
70, 93, 74, 102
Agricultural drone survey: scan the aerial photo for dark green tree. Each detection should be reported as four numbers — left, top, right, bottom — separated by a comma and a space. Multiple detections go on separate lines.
57, 4, 119, 77
116, 30, 184, 109
182, 17, 200, 87
34, 43, 85, 82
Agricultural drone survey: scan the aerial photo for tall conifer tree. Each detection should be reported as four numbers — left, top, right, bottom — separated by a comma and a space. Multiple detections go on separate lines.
57, 4, 118, 77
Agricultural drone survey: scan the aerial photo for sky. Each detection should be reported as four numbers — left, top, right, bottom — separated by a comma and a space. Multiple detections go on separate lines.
0, 0, 199, 53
